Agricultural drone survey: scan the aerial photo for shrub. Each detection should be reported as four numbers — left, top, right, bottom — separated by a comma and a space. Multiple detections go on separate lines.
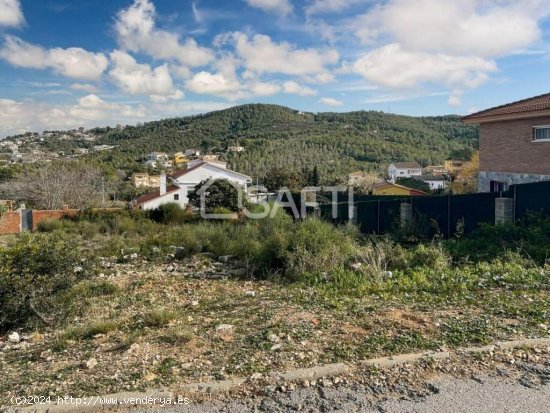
161, 326, 194, 345
188, 179, 242, 213
36, 218, 65, 233
282, 218, 358, 280
65, 320, 118, 340
149, 203, 196, 225
142, 309, 179, 327
445, 213, 550, 265
0, 233, 89, 332
69, 280, 119, 298
409, 243, 451, 272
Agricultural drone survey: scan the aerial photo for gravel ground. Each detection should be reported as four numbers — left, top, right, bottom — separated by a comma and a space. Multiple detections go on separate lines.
137, 377, 550, 413
136, 363, 550, 413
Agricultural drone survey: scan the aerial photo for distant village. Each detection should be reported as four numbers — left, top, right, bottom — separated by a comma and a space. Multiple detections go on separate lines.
0, 127, 118, 165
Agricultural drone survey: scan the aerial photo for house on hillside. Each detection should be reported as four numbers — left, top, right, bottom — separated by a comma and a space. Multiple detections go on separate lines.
463, 93, 550, 192
372, 182, 428, 196
412, 175, 447, 190
444, 159, 466, 175
135, 161, 251, 210
146, 152, 168, 162
185, 149, 200, 157
131, 173, 160, 188
424, 165, 446, 176
228, 146, 245, 153
348, 171, 383, 187
388, 162, 422, 180
174, 152, 187, 166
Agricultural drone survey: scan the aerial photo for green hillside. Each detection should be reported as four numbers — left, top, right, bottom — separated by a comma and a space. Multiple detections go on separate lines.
18, 104, 480, 183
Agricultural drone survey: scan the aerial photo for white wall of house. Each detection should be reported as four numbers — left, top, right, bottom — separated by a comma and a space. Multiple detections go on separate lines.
140, 187, 188, 210
423, 179, 446, 190
173, 163, 250, 190
388, 164, 422, 179
139, 163, 251, 210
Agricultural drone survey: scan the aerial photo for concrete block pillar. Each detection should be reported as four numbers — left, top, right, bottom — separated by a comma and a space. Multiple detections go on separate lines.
495, 198, 514, 225
400, 202, 413, 229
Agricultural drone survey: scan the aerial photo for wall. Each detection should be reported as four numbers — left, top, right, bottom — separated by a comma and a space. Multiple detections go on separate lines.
0, 211, 21, 235
141, 188, 188, 211
478, 171, 550, 193
32, 209, 78, 231
480, 115, 550, 176
0, 207, 127, 235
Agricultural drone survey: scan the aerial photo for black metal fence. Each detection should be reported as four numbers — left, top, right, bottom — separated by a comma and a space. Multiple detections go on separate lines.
285, 180, 550, 238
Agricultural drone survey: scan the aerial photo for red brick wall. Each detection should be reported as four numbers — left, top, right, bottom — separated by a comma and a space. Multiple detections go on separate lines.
32, 209, 78, 231
0, 211, 20, 235
480, 115, 550, 175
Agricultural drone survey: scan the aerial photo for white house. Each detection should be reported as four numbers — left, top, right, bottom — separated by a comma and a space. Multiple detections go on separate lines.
412, 175, 447, 190
185, 149, 200, 157
388, 162, 422, 180
228, 146, 245, 153
135, 162, 252, 210
145, 152, 168, 162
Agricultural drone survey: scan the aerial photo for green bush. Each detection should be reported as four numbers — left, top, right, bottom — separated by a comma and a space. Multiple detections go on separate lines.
445, 213, 550, 265
142, 309, 179, 327
0, 233, 89, 332
409, 243, 451, 272
282, 218, 358, 280
36, 218, 65, 233
149, 203, 197, 225
65, 320, 118, 340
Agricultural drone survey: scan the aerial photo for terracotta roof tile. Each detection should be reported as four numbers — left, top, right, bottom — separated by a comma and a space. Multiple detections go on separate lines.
392, 162, 422, 169
463, 92, 550, 121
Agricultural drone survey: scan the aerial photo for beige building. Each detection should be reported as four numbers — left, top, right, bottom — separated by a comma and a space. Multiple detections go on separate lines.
348, 171, 383, 187
444, 160, 466, 175
131, 173, 161, 188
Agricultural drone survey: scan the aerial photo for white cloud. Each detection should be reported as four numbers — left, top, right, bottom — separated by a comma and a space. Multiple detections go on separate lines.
350, 43, 497, 90
192, 2, 203, 23
109, 50, 174, 96
150, 89, 185, 103
0, 35, 108, 80
70, 83, 98, 93
245, 0, 293, 15
0, 0, 24, 27
0, 94, 234, 137
0, 95, 146, 137
283, 80, 317, 96
345, 0, 550, 107
353, 0, 547, 58
305, 0, 361, 15
249, 81, 281, 96
115, 0, 213, 67
232, 32, 339, 79
362, 91, 447, 104
447, 89, 464, 107
319, 97, 343, 106
186, 71, 242, 96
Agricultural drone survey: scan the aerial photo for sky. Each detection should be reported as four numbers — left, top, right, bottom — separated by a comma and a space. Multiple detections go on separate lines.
0, 0, 549, 137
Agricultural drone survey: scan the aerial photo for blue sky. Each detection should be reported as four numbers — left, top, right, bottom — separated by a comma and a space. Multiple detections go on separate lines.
0, 0, 549, 136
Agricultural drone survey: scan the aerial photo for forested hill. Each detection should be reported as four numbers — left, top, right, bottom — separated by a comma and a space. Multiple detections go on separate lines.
93, 104, 478, 182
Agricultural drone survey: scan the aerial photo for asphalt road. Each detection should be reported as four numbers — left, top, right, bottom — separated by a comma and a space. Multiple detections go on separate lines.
140, 374, 550, 413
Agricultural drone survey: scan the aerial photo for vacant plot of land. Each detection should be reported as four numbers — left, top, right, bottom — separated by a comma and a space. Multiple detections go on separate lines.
2, 253, 550, 405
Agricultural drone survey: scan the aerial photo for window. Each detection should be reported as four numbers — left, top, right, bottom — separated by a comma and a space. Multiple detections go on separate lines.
174, 194, 179, 201
490, 181, 507, 193
534, 126, 550, 141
